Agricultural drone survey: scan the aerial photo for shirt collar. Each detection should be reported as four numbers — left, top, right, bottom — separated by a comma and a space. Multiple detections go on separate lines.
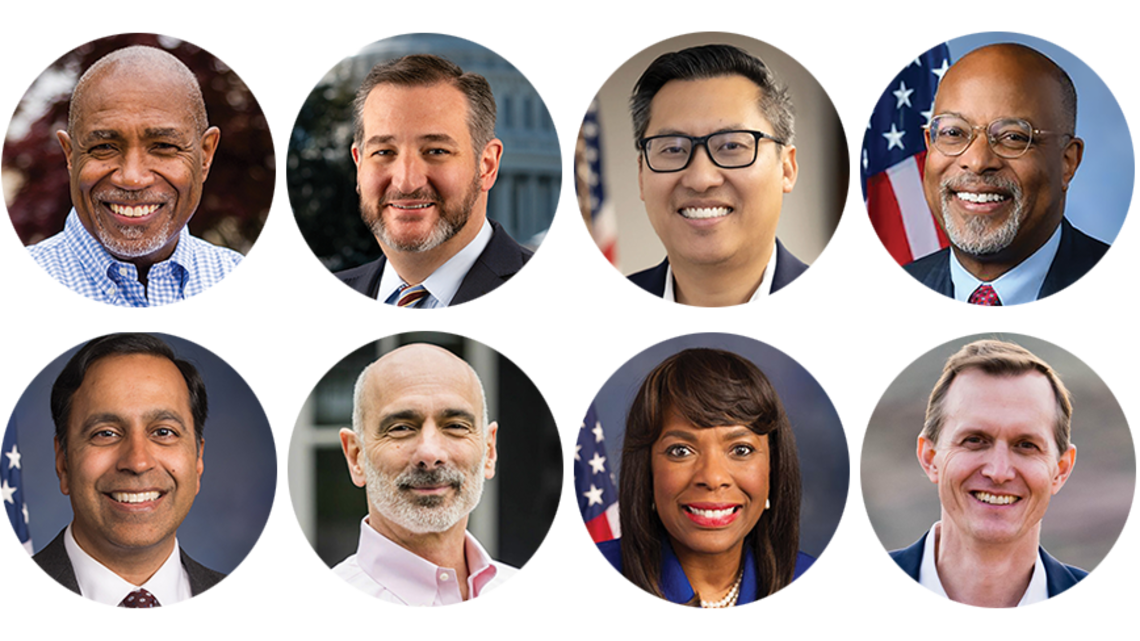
663, 242, 777, 304
949, 223, 1063, 305
658, 536, 759, 606
62, 209, 191, 301
354, 517, 499, 606
378, 219, 493, 308
64, 523, 191, 606
918, 521, 1048, 606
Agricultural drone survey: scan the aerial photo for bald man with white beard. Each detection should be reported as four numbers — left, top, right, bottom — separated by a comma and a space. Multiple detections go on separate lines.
334, 344, 516, 605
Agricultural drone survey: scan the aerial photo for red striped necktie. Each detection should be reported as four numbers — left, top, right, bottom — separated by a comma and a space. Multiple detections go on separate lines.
392, 282, 428, 307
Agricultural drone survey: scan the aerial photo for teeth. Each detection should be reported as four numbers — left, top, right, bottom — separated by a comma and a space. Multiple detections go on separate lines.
109, 203, 159, 218
973, 491, 1018, 505
392, 203, 432, 210
687, 506, 736, 518
679, 207, 730, 219
956, 192, 1007, 204
111, 491, 160, 504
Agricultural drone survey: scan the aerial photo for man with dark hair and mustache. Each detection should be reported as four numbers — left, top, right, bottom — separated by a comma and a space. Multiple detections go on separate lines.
335, 54, 532, 308
28, 46, 240, 307
905, 43, 1108, 305
334, 344, 515, 605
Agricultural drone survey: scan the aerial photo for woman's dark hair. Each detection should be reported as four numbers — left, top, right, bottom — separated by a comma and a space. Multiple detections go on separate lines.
619, 347, 801, 603
51, 333, 208, 454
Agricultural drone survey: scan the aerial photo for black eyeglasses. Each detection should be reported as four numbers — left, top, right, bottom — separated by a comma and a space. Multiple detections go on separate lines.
926, 114, 1064, 159
639, 129, 785, 173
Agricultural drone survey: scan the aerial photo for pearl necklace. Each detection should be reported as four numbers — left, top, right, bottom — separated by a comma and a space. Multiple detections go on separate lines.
699, 566, 744, 608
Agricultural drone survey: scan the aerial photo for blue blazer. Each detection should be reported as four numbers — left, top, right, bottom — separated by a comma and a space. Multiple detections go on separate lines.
889, 531, 1087, 598
903, 218, 1109, 301
598, 538, 814, 605
627, 239, 808, 299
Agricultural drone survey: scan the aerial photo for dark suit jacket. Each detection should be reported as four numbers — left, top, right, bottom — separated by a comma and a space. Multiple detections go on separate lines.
34, 529, 226, 598
334, 219, 533, 306
890, 531, 1087, 598
627, 239, 808, 299
903, 218, 1109, 301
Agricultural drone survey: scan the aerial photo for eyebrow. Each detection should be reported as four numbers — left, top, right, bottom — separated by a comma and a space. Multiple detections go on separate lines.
661, 426, 756, 442
649, 125, 749, 137
79, 409, 188, 432
363, 133, 460, 147
378, 408, 476, 428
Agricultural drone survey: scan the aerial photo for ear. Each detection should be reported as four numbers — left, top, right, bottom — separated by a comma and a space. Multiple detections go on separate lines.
781, 145, 798, 193
1060, 137, 1084, 191
54, 437, 70, 496
351, 143, 362, 167
483, 421, 499, 480
923, 126, 933, 151
56, 130, 74, 171
199, 126, 221, 181
1052, 444, 1077, 494
194, 438, 205, 496
637, 154, 646, 203
340, 428, 367, 488
917, 435, 940, 484
478, 138, 504, 191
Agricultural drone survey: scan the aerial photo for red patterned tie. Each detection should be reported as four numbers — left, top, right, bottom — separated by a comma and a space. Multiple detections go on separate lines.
119, 588, 160, 608
968, 284, 1002, 306
395, 284, 429, 308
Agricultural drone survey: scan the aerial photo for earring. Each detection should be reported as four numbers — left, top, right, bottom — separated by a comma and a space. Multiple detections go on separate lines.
765, 498, 770, 510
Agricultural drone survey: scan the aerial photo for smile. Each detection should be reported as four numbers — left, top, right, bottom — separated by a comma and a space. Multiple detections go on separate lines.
108, 203, 161, 218
972, 491, 1020, 505
955, 192, 1008, 204
390, 203, 434, 210
679, 206, 731, 219
110, 491, 161, 504
682, 503, 742, 527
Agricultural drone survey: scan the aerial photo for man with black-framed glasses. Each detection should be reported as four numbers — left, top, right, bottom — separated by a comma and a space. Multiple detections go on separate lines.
626, 44, 805, 307
906, 43, 1108, 305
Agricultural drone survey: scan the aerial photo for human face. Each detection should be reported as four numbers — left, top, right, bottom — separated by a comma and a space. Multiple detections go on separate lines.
341, 346, 497, 537
918, 370, 1076, 548
352, 83, 501, 254
652, 412, 770, 561
923, 48, 1083, 261
55, 354, 203, 561
56, 69, 219, 265
638, 75, 797, 269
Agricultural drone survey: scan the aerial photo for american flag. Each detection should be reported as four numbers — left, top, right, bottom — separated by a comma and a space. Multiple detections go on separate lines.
576, 99, 619, 265
2, 419, 33, 554
576, 404, 620, 543
862, 43, 953, 265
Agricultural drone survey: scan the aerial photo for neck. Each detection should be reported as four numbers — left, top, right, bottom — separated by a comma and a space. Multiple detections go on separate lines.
381, 211, 486, 286
934, 520, 1040, 607
672, 539, 745, 603
671, 242, 773, 307
71, 523, 175, 587
951, 218, 1062, 282
369, 513, 472, 600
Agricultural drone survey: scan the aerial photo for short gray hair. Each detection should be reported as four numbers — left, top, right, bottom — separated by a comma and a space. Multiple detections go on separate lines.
351, 359, 491, 436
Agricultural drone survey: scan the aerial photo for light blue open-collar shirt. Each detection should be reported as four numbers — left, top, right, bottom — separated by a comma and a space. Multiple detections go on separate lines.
949, 223, 1063, 305
379, 218, 492, 308
28, 210, 242, 307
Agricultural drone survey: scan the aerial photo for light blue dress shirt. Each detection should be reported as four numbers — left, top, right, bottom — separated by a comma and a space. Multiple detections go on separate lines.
378, 218, 493, 308
949, 223, 1063, 305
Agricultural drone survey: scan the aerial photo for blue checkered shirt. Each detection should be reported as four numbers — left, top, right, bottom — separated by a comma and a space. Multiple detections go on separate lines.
28, 210, 243, 307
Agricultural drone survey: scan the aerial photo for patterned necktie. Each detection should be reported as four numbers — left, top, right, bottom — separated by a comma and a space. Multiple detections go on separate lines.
393, 283, 429, 308
968, 283, 1002, 306
119, 588, 160, 608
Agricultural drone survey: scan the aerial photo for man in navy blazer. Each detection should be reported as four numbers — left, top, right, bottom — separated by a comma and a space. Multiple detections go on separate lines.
625, 44, 805, 306
893, 339, 1083, 606
906, 44, 1108, 305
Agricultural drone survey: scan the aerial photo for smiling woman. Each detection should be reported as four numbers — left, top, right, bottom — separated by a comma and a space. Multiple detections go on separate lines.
595, 347, 818, 606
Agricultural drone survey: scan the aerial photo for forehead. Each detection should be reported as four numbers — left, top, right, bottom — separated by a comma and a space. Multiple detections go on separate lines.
646, 75, 770, 135
934, 52, 1066, 127
941, 369, 1057, 441
360, 82, 471, 142
75, 67, 200, 134
656, 409, 765, 442
70, 354, 191, 421
363, 348, 482, 418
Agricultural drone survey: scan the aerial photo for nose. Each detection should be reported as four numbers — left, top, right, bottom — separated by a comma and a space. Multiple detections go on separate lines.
955, 130, 1004, 175
389, 152, 429, 194
412, 422, 449, 470
981, 443, 1017, 484
117, 431, 156, 475
111, 147, 156, 190
693, 451, 732, 490
678, 144, 725, 193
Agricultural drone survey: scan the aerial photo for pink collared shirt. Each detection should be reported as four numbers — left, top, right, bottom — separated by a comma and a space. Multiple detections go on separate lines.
332, 517, 517, 606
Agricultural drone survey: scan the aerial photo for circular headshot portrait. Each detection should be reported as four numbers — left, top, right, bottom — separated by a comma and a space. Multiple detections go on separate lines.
1, 333, 276, 607
2, 33, 275, 308
576, 333, 848, 607
574, 32, 848, 307
862, 334, 1135, 607
860, 32, 1133, 306
287, 33, 560, 308
288, 332, 561, 606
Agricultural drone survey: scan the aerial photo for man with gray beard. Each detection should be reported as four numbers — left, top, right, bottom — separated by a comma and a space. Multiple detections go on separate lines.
905, 43, 1109, 305
333, 344, 516, 605
334, 54, 532, 308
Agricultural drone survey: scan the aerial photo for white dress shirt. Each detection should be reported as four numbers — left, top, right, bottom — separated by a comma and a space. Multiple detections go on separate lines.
332, 517, 517, 606
64, 524, 192, 606
378, 218, 493, 308
918, 521, 1048, 606
664, 242, 777, 303
949, 223, 1063, 305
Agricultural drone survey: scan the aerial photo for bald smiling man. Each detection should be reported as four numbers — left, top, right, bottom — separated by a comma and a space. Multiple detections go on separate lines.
906, 43, 1109, 305
333, 344, 516, 605
27, 46, 241, 307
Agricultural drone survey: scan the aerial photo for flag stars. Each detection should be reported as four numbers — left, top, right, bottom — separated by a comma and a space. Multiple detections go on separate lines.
893, 81, 915, 109
588, 452, 607, 474
22, 503, 29, 524
932, 58, 950, 81
883, 123, 906, 150
1, 479, 15, 505
5, 444, 20, 470
584, 484, 605, 506
592, 422, 605, 443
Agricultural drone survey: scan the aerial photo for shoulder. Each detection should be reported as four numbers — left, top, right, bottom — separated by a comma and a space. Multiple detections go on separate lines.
597, 538, 624, 573
792, 551, 815, 580
183, 235, 242, 272
1040, 546, 1088, 597
27, 230, 79, 279
33, 529, 80, 594
903, 247, 950, 278
478, 220, 533, 272
1053, 218, 1110, 275
335, 257, 385, 295
180, 548, 227, 595
627, 259, 669, 297
888, 533, 927, 581
772, 240, 809, 293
